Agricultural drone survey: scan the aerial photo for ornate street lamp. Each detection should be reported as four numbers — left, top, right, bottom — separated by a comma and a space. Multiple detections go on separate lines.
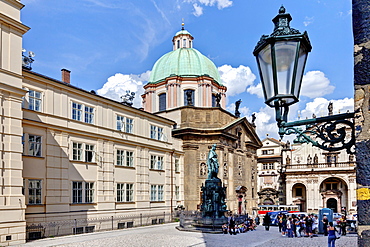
253, 6, 355, 154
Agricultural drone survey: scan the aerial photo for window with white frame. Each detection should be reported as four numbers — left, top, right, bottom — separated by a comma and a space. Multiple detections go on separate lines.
117, 183, 134, 202
85, 144, 95, 162
28, 90, 42, 112
175, 186, 179, 200
85, 182, 94, 203
72, 142, 83, 161
126, 183, 133, 202
262, 163, 274, 170
150, 155, 164, 170
72, 142, 95, 162
116, 150, 125, 166
116, 150, 134, 167
150, 185, 157, 201
72, 181, 83, 203
262, 149, 274, 155
150, 125, 164, 140
158, 185, 164, 201
72, 181, 94, 204
150, 185, 164, 202
28, 135, 42, 157
28, 179, 42, 204
72, 102, 82, 121
84, 106, 94, 124
72, 102, 94, 124
116, 115, 134, 133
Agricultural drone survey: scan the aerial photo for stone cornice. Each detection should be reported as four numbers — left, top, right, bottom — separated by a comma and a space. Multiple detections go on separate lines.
0, 12, 30, 34
5, 0, 25, 10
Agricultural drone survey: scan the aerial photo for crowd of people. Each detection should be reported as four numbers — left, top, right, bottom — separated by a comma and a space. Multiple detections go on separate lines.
222, 215, 259, 235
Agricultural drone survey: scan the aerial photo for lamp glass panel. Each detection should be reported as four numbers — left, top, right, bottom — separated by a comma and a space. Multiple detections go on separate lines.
257, 44, 274, 101
274, 41, 298, 105
292, 45, 308, 99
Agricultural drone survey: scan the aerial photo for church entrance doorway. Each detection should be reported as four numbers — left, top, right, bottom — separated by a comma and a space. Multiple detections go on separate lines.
327, 198, 338, 213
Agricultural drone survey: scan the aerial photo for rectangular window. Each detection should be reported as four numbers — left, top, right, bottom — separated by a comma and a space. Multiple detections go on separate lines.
296, 188, 303, 197
150, 155, 157, 169
72, 102, 82, 121
85, 144, 94, 162
125, 118, 133, 134
72, 181, 83, 203
28, 90, 42, 112
72, 143, 83, 161
117, 150, 125, 166
175, 186, 179, 200
116, 115, 124, 131
150, 155, 163, 170
150, 185, 157, 201
268, 163, 274, 169
157, 156, 164, 170
150, 125, 157, 139
85, 182, 94, 203
28, 135, 42, 157
175, 159, 179, 172
126, 151, 134, 167
116, 115, 134, 133
72, 181, 94, 204
159, 93, 166, 111
158, 185, 164, 201
157, 127, 163, 141
28, 179, 42, 204
117, 183, 125, 202
84, 106, 94, 124
126, 184, 133, 202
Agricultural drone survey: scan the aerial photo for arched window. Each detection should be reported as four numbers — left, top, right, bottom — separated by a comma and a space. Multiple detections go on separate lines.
184, 89, 194, 106
212, 94, 216, 107
159, 93, 166, 111
183, 39, 186, 47
189, 40, 192, 48
177, 40, 180, 49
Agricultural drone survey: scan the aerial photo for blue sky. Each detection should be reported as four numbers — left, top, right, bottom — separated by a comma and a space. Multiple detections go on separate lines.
21, 0, 354, 139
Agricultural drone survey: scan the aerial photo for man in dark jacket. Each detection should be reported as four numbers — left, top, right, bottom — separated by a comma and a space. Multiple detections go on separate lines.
263, 214, 271, 231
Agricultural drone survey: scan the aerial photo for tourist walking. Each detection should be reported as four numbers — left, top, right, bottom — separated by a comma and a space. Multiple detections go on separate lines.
339, 215, 347, 235
328, 222, 338, 247
255, 215, 260, 225
322, 216, 329, 236
286, 217, 293, 238
263, 214, 271, 231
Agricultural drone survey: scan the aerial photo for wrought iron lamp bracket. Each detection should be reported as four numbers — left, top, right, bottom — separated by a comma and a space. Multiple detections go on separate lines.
274, 100, 355, 154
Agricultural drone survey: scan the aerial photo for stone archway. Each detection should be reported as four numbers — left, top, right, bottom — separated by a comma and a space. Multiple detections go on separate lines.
292, 183, 307, 212
320, 177, 347, 213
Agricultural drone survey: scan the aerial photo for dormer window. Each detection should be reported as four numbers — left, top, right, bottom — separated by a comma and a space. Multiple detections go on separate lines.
183, 39, 186, 48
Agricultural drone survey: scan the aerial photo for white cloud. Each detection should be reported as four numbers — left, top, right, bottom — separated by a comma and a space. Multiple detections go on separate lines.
193, 3, 203, 17
300, 97, 354, 119
253, 106, 279, 140
97, 71, 150, 108
226, 103, 250, 117
186, 0, 233, 16
218, 65, 256, 97
246, 83, 263, 98
301, 71, 335, 98
303, 16, 314, 26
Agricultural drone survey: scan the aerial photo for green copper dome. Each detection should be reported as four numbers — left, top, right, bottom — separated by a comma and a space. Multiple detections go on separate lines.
148, 48, 222, 85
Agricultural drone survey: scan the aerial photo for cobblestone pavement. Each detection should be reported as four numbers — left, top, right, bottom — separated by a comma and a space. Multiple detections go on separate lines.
20, 223, 357, 247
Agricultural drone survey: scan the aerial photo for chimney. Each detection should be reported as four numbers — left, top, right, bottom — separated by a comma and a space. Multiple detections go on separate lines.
61, 68, 71, 84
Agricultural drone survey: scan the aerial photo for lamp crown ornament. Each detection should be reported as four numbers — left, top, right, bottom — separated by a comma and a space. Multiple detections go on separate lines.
253, 6, 355, 154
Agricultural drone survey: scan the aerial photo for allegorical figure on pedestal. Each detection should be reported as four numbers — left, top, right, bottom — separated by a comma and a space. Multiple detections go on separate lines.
207, 144, 219, 179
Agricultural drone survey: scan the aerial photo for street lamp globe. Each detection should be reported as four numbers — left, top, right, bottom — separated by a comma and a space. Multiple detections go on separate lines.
253, 6, 312, 108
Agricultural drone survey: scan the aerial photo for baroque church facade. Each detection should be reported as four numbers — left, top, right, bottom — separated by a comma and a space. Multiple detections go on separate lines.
0, 2, 261, 245
142, 25, 262, 213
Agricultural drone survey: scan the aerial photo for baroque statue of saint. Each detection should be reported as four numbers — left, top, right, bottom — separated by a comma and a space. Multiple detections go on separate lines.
207, 144, 219, 179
